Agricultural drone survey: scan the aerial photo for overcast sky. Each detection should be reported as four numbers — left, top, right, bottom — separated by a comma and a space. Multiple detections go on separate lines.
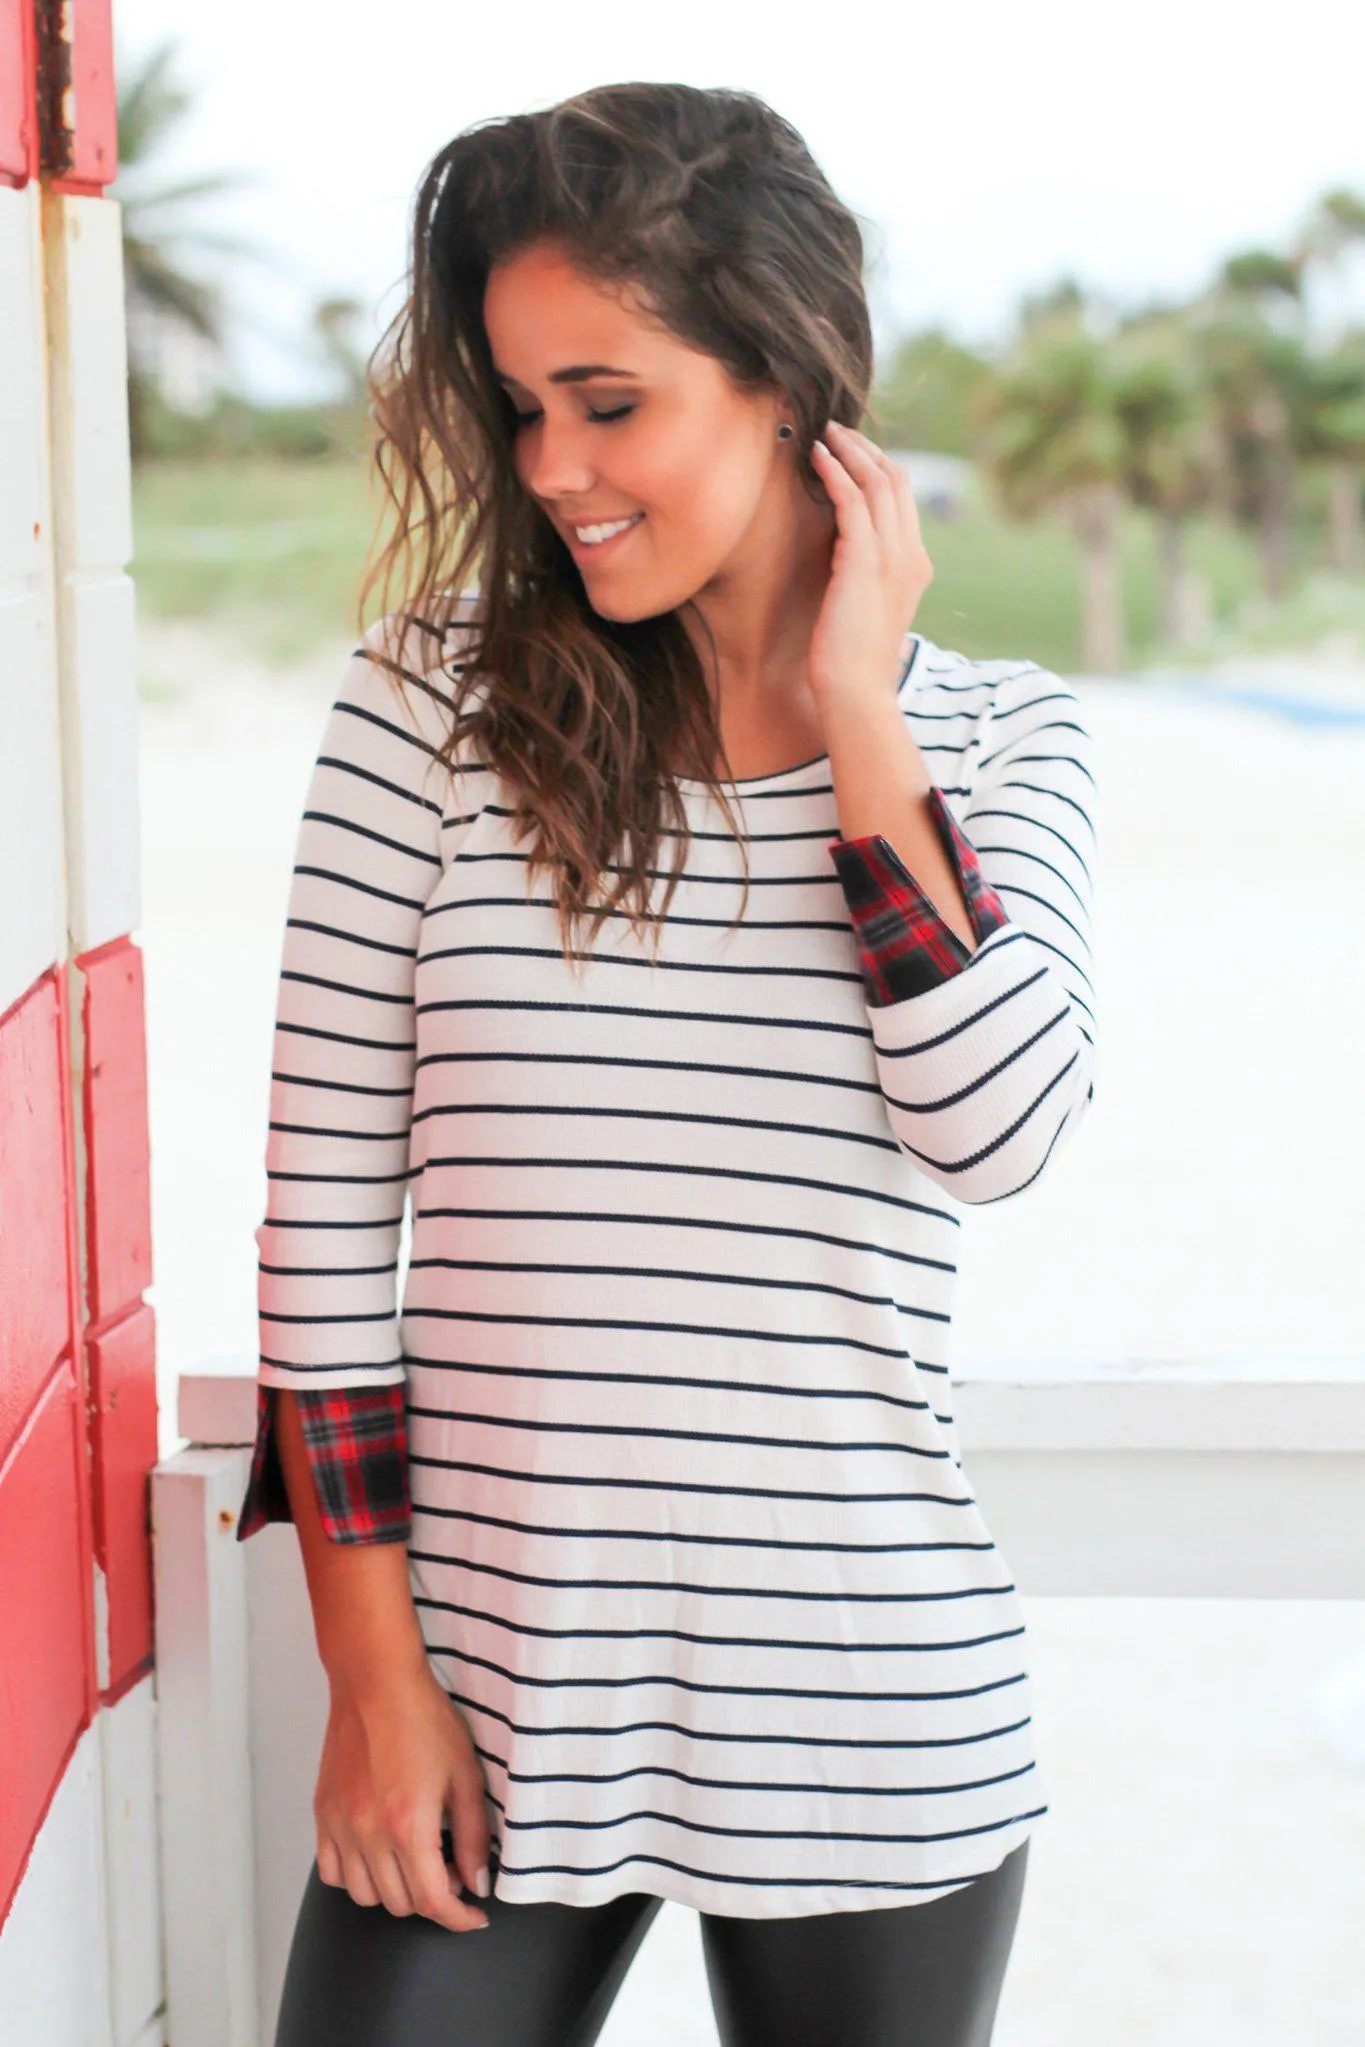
114, 0, 1365, 401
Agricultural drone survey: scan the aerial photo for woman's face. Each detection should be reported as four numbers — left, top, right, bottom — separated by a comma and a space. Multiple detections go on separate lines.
482, 239, 795, 623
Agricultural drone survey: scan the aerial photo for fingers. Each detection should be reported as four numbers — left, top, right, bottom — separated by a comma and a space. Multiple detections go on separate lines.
331, 1838, 383, 1909
446, 1765, 494, 1908
818, 422, 902, 551
823, 422, 934, 614
810, 434, 875, 547
368, 1843, 420, 1919
318, 1816, 489, 1932
316, 1826, 345, 1890
401, 1827, 490, 1934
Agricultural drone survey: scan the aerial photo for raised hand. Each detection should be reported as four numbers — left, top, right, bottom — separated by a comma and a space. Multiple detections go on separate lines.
807, 421, 933, 707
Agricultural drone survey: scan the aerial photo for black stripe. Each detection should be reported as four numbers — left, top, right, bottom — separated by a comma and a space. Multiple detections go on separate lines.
444, 1688, 1029, 1749
294, 865, 426, 910
884, 1052, 1081, 1179
493, 1800, 1045, 1853
489, 1840, 1039, 1890
402, 1352, 943, 1416
411, 1498, 992, 1556
401, 1304, 945, 1354
413, 1590, 1022, 1655
276, 1021, 415, 1053
970, 839, 1089, 916
407, 1097, 934, 1170
259, 1260, 398, 1277
415, 1153, 959, 1227
406, 1405, 957, 1462
269, 1122, 409, 1142
407, 1544, 1013, 1605
411, 1200, 961, 1250
271, 1070, 413, 1098
404, 1255, 950, 1320
871, 951, 1047, 1058
965, 804, 1094, 884
301, 811, 442, 865
877, 1004, 1072, 1114
408, 1453, 980, 1510
285, 917, 414, 960
994, 778, 1094, 835
259, 1215, 404, 1231
280, 971, 410, 1006
490, 1753, 1036, 1802
316, 752, 444, 816
334, 697, 444, 763
426, 1638, 1030, 1702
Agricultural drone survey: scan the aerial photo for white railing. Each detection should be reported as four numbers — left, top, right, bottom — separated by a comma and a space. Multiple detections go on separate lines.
151, 1358, 1365, 2047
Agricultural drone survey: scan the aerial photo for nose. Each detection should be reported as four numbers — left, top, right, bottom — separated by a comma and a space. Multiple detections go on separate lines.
520, 417, 597, 506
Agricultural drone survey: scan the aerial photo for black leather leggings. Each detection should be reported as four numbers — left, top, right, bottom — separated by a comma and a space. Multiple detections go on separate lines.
273, 1837, 1030, 2047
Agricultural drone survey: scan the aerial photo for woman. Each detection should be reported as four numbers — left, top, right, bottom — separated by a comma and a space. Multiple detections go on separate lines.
237, 79, 1098, 2047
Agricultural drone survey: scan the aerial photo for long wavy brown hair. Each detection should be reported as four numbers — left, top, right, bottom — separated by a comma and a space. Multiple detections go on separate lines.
358, 80, 874, 974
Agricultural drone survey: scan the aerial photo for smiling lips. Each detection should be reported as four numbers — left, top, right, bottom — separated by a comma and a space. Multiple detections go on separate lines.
571, 511, 645, 549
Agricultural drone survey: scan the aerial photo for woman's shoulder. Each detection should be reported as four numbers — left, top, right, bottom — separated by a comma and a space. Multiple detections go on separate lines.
905, 631, 1086, 734
338, 590, 492, 781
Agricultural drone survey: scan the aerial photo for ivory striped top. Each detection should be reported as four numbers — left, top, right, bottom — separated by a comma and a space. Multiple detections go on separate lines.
251, 601, 1099, 1917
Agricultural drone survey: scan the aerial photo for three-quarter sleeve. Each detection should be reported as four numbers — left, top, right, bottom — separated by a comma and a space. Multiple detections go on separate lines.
234, 615, 459, 1542
237, 1383, 411, 1543
827, 663, 1097, 1205
827, 784, 1011, 1002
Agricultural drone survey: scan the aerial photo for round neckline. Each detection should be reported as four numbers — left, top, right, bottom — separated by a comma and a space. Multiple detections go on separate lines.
673, 636, 922, 793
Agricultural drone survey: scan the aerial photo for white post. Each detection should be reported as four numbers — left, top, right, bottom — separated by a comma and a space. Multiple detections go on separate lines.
150, 1449, 259, 2047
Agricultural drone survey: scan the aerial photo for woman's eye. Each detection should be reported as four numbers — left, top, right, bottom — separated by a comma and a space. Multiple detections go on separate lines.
509, 401, 634, 427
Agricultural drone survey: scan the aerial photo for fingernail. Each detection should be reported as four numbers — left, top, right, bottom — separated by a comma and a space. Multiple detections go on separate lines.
475, 1865, 490, 1898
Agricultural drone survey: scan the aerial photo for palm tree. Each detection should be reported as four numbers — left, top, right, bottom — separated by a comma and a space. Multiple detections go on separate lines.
1297, 335, 1365, 576
1183, 248, 1319, 603
867, 328, 995, 457
113, 38, 261, 457
1291, 189, 1365, 572
971, 299, 1129, 674
1109, 311, 1224, 648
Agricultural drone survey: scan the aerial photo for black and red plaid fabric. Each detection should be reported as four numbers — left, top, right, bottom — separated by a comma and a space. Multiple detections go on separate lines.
237, 782, 1004, 1547
827, 784, 1010, 1004
235, 1382, 410, 1544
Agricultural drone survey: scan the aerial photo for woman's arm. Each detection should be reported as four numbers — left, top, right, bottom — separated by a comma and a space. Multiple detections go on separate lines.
241, 606, 493, 1929
826, 661, 1098, 1203
274, 1387, 492, 1931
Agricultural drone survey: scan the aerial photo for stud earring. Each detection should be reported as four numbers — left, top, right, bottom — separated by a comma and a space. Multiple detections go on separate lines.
777, 423, 794, 441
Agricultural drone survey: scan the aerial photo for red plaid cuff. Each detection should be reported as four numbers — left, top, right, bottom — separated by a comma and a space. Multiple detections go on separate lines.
235, 1382, 411, 1545
827, 785, 1010, 1005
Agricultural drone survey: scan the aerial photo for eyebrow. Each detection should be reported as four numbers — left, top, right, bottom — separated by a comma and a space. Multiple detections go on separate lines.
494, 363, 638, 387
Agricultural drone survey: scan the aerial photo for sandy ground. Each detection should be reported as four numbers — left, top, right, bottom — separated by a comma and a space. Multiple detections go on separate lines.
135, 623, 1365, 2045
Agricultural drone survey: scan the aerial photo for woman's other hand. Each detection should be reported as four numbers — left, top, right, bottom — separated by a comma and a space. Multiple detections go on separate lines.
314, 1661, 493, 1932
269, 1387, 492, 1931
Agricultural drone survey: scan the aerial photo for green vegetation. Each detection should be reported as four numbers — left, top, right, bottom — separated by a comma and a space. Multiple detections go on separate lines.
132, 456, 381, 664
131, 452, 1299, 678
870, 195, 1365, 674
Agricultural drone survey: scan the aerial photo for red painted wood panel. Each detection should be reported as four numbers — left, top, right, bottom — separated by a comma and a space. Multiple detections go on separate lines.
87, 1302, 157, 1690
0, 0, 38, 187
0, 974, 78, 1467
80, 940, 154, 1324
0, 1368, 92, 1921
61, 0, 117, 192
